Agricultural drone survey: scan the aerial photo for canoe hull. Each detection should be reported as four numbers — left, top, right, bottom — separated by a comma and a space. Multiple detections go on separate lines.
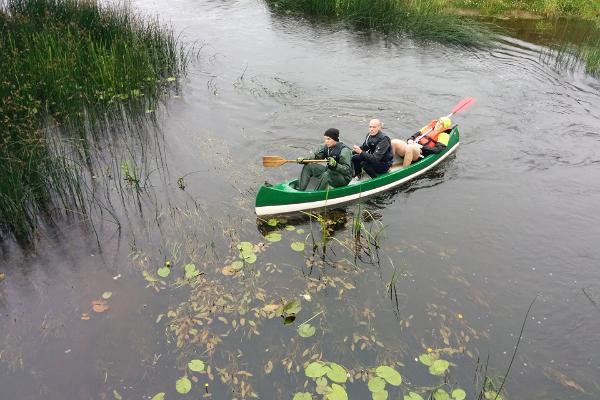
256, 127, 460, 216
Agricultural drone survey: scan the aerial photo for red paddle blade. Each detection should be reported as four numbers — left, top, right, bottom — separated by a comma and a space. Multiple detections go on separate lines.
450, 97, 476, 115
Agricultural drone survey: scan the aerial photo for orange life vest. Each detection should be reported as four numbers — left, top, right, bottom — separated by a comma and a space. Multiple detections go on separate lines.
417, 120, 446, 148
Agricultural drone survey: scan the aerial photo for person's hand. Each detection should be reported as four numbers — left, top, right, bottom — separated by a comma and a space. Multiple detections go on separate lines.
327, 157, 337, 169
407, 139, 414, 144
296, 157, 305, 164
352, 145, 362, 154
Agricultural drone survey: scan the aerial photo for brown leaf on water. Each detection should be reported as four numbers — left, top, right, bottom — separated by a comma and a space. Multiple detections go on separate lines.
544, 366, 586, 393
264, 360, 273, 374
81, 313, 91, 320
262, 304, 281, 313
221, 266, 236, 276
91, 300, 109, 313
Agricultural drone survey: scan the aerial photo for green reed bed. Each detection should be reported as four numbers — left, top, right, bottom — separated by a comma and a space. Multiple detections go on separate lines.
447, 0, 600, 19
265, 0, 490, 46
0, 0, 188, 241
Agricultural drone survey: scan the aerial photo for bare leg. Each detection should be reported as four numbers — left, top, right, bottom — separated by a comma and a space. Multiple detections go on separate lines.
391, 139, 408, 158
402, 143, 421, 167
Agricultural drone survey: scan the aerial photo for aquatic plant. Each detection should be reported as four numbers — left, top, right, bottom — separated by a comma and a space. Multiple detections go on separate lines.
0, 0, 188, 241
264, 0, 490, 46
447, 0, 600, 19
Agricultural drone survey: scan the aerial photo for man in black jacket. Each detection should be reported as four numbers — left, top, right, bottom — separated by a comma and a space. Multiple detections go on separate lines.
351, 119, 393, 178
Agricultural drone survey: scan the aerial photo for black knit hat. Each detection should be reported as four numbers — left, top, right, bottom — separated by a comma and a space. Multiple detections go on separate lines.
323, 128, 339, 142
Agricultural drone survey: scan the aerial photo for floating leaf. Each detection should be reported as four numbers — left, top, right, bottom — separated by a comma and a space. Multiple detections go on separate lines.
429, 359, 449, 376
282, 300, 301, 315
367, 377, 386, 393
184, 263, 200, 279
297, 228, 305, 234
372, 390, 388, 400
265, 232, 282, 242
188, 359, 205, 372
305, 361, 329, 378
433, 389, 450, 400
291, 241, 305, 251
231, 260, 244, 271
221, 265, 236, 275
157, 266, 170, 277
166, 76, 177, 81
451, 389, 466, 400
267, 218, 279, 226
151, 393, 165, 400
484, 391, 503, 400
418, 353, 435, 366
293, 392, 312, 400
327, 383, 348, 400
242, 252, 257, 264
262, 304, 281, 313
298, 324, 316, 338
265, 360, 273, 374
175, 376, 192, 394
404, 392, 425, 400
102, 291, 113, 299
238, 241, 253, 252
285, 225, 295, 230
113, 389, 122, 400
375, 366, 402, 386
92, 300, 109, 313
326, 362, 347, 383
81, 313, 90, 320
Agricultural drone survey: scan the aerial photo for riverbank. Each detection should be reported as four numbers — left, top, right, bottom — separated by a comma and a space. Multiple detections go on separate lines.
0, 0, 188, 241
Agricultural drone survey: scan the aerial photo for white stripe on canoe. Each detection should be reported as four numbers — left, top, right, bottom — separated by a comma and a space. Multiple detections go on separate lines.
255, 142, 459, 216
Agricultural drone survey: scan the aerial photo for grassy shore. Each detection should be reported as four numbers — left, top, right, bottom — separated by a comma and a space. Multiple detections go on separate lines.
266, 0, 491, 46
447, 0, 600, 19
0, 0, 187, 241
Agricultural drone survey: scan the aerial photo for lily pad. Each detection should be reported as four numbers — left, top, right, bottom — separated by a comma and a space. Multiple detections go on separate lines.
101, 291, 112, 299
293, 393, 313, 400
326, 362, 347, 383
372, 390, 388, 400
367, 377, 386, 393
404, 392, 425, 400
298, 324, 316, 338
429, 359, 449, 376
291, 241, 305, 251
297, 228, 305, 234
282, 300, 301, 316
265, 232, 282, 242
433, 389, 450, 400
242, 252, 257, 264
151, 392, 165, 400
188, 359, 205, 372
375, 366, 402, 386
175, 376, 192, 394
418, 353, 435, 366
231, 260, 244, 271
267, 218, 279, 226
305, 361, 329, 378
184, 263, 200, 279
238, 242, 253, 252
285, 225, 296, 230
327, 383, 348, 400
157, 266, 170, 277
452, 389, 466, 400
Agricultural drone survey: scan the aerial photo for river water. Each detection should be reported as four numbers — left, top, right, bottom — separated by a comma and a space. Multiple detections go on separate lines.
1, 1, 599, 399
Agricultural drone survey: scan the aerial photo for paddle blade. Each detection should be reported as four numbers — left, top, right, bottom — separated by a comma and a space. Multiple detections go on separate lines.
262, 156, 290, 167
450, 97, 476, 116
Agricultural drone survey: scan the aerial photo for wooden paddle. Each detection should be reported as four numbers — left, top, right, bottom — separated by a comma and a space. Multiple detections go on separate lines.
414, 97, 476, 142
262, 155, 328, 168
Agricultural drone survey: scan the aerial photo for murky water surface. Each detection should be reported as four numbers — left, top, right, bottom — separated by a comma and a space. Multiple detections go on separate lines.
1, 1, 600, 399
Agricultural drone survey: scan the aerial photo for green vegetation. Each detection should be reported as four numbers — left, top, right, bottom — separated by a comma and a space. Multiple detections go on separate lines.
447, 0, 600, 19
0, 0, 187, 240
265, 0, 490, 46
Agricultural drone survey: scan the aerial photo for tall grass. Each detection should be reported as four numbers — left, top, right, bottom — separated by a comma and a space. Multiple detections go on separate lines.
266, 0, 490, 46
447, 0, 600, 19
0, 0, 188, 241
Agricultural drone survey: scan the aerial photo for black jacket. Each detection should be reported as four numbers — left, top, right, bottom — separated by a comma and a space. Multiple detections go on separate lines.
358, 131, 393, 164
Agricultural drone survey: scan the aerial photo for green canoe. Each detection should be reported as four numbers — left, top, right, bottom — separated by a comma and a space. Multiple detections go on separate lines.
255, 126, 460, 216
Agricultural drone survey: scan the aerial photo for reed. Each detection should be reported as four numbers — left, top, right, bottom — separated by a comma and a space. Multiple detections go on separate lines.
266, 0, 490, 46
447, 0, 600, 19
0, 0, 188, 241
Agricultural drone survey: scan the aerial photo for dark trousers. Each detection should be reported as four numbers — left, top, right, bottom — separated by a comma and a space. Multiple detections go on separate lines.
352, 153, 390, 178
